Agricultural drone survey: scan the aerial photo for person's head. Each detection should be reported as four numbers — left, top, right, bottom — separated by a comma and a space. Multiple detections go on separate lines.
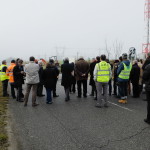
29, 56, 35, 62
114, 60, 119, 64
78, 56, 84, 61
133, 60, 138, 65
122, 53, 128, 60
49, 59, 54, 64
91, 58, 95, 62
46, 62, 54, 68
2, 60, 6, 65
63, 57, 69, 63
11, 60, 15, 63
147, 52, 150, 58
96, 56, 100, 62
38, 60, 43, 66
119, 56, 123, 62
140, 59, 143, 64
100, 55, 106, 61
18, 59, 23, 66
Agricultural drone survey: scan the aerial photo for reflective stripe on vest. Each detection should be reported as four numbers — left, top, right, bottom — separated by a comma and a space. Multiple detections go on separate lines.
96, 61, 110, 83
118, 63, 132, 80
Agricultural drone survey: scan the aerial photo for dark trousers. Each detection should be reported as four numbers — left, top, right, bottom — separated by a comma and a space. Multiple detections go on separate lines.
146, 91, 150, 120
16, 85, 22, 101
37, 83, 43, 96
64, 87, 70, 100
91, 84, 97, 97
2, 80, 8, 96
24, 84, 38, 105
132, 83, 139, 97
119, 82, 128, 99
53, 79, 58, 96
108, 79, 112, 95
113, 78, 117, 95
46, 88, 52, 103
70, 83, 76, 93
10, 83, 16, 98
77, 80, 87, 97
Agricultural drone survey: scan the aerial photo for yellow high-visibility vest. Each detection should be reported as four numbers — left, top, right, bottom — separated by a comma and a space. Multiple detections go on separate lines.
118, 63, 132, 80
96, 61, 111, 83
0, 65, 9, 81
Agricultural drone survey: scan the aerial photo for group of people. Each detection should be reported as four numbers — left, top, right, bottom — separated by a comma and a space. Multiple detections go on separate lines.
0, 52, 150, 124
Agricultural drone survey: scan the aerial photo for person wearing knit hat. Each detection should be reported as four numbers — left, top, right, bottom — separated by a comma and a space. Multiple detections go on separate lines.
117, 53, 132, 104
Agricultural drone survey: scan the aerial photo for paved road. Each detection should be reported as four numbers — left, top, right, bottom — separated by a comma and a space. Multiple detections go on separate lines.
8, 81, 150, 150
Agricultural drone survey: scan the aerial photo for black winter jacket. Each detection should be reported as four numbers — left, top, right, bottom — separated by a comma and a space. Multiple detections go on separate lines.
42, 66, 57, 89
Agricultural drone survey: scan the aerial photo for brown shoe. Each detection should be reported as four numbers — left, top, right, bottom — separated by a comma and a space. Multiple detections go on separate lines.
32, 103, 39, 107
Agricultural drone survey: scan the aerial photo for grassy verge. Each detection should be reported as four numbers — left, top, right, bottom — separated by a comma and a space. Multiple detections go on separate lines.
0, 82, 8, 150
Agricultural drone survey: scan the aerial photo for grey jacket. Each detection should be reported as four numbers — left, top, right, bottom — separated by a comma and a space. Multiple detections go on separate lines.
24, 61, 39, 84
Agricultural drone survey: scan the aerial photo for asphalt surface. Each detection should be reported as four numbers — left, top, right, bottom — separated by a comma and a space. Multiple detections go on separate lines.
8, 81, 150, 150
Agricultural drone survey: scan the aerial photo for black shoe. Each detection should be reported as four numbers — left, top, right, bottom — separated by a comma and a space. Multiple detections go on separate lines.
3, 94, 9, 97
144, 119, 150, 124
18, 100, 24, 102
95, 105, 102, 108
77, 96, 81, 98
89, 94, 94, 96
13, 96, 16, 99
112, 93, 117, 95
143, 99, 147, 101
53, 95, 59, 98
38, 94, 45, 97
24, 104, 27, 107
132, 96, 139, 98
32, 103, 39, 107
83, 95, 87, 98
21, 95, 24, 98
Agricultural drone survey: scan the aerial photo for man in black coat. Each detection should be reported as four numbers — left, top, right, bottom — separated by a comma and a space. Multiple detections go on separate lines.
13, 59, 25, 102
142, 52, 150, 70
130, 60, 140, 98
42, 63, 57, 104
143, 63, 150, 124
89, 56, 100, 100
70, 62, 76, 93
49, 59, 60, 97
61, 58, 73, 101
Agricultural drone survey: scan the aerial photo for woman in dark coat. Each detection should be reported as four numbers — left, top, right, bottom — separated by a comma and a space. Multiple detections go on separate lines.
130, 60, 140, 98
43, 63, 57, 104
13, 59, 25, 102
61, 58, 73, 101
143, 63, 150, 124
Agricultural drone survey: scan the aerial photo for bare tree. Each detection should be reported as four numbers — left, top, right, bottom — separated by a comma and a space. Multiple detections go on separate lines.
105, 40, 111, 59
113, 40, 123, 59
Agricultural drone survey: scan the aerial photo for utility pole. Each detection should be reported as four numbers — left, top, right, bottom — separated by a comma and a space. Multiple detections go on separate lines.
142, 0, 150, 55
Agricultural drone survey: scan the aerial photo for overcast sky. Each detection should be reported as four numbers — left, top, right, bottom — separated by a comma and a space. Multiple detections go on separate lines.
0, 0, 145, 61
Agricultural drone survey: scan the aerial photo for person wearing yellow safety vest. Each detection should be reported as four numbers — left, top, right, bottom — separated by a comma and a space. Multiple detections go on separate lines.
94, 55, 112, 108
117, 53, 132, 104
0, 60, 9, 97
6, 60, 16, 99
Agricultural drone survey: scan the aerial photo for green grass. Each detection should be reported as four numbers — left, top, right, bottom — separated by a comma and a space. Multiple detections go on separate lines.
0, 82, 8, 150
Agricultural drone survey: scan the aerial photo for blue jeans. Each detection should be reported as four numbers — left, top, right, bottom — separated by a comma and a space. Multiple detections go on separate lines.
46, 88, 52, 103
119, 82, 128, 99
